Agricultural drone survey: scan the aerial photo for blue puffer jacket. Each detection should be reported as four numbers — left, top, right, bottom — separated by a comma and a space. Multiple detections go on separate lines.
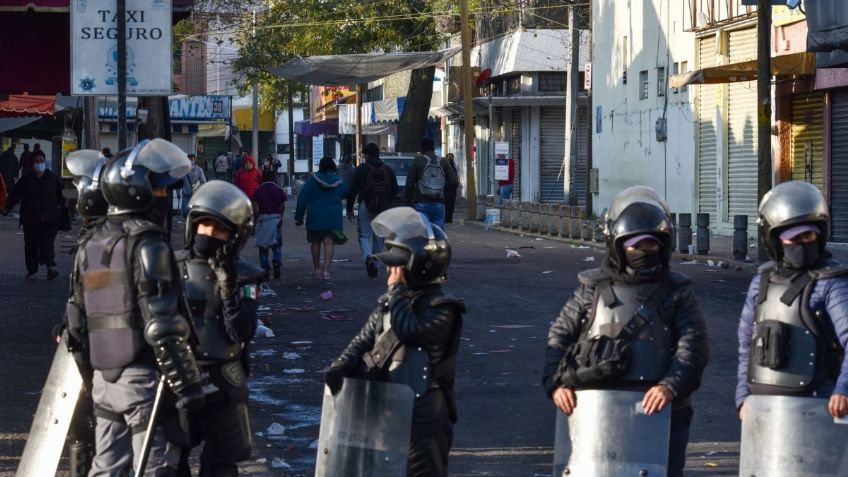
295, 171, 347, 231
736, 261, 848, 409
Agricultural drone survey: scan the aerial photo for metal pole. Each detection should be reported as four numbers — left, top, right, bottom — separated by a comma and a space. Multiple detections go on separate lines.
460, 0, 477, 220
287, 83, 295, 186
117, 0, 127, 150
251, 11, 259, 161
757, 0, 772, 261
564, 5, 579, 205
355, 84, 363, 166
134, 377, 166, 477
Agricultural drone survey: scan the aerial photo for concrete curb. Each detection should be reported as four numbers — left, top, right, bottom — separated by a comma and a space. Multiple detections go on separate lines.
463, 219, 760, 272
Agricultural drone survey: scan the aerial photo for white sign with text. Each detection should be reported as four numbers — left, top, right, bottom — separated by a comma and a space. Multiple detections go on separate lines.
71, 0, 172, 96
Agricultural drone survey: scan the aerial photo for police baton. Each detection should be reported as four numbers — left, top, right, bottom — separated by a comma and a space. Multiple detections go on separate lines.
135, 375, 166, 477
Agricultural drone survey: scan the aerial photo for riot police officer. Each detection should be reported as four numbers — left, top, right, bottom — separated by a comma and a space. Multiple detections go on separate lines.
542, 186, 709, 477
322, 207, 465, 477
175, 180, 262, 476
65, 139, 205, 476
736, 181, 848, 474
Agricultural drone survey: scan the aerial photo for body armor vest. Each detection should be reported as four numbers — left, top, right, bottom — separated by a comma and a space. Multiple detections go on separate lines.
78, 221, 146, 371
375, 309, 431, 398
748, 272, 819, 393
588, 282, 673, 383
179, 256, 242, 361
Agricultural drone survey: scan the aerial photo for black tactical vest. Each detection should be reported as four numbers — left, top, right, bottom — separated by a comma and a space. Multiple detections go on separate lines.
748, 270, 820, 393
178, 254, 242, 361
77, 219, 156, 371
587, 281, 674, 383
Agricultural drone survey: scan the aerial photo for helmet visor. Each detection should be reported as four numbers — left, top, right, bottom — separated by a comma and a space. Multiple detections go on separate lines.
65, 149, 104, 178
372, 207, 434, 241
132, 138, 191, 178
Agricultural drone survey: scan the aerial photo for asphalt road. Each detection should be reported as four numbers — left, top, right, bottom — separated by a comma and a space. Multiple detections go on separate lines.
0, 210, 754, 476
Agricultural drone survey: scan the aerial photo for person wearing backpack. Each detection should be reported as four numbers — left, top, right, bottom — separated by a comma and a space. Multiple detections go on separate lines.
346, 143, 398, 278
406, 137, 458, 229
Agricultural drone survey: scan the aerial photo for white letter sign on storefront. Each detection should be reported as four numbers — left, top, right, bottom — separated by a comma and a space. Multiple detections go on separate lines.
71, 0, 172, 96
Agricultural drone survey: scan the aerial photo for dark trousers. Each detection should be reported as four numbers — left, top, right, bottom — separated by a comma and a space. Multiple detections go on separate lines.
444, 187, 458, 224
668, 404, 694, 477
22, 221, 58, 274
408, 389, 453, 477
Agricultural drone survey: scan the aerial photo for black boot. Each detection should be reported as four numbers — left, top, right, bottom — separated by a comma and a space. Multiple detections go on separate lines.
68, 440, 92, 477
273, 263, 281, 279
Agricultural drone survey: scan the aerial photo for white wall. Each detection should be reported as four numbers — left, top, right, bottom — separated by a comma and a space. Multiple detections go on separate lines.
591, 0, 697, 216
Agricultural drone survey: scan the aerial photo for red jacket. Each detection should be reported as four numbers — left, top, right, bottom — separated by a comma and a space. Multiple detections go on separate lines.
235, 155, 262, 198
498, 158, 515, 186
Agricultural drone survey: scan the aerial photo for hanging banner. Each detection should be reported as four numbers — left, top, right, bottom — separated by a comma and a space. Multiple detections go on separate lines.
312, 136, 324, 168
70, 0, 173, 96
494, 142, 510, 181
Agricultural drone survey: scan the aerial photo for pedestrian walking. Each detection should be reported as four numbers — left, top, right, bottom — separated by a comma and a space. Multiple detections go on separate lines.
542, 186, 709, 477
346, 142, 398, 278
1, 149, 65, 279
735, 181, 848, 474
0, 141, 19, 195
262, 153, 282, 182
64, 139, 204, 476
294, 157, 347, 280
405, 137, 458, 230
235, 154, 262, 199
232, 151, 244, 177
214, 150, 228, 180
180, 153, 207, 217
322, 207, 465, 477
443, 152, 459, 224
252, 170, 287, 279
337, 154, 355, 190
18, 143, 32, 177
175, 181, 262, 476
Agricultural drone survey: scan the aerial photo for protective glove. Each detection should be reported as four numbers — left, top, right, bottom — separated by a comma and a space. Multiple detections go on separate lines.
208, 244, 238, 297
324, 366, 349, 395
175, 385, 205, 412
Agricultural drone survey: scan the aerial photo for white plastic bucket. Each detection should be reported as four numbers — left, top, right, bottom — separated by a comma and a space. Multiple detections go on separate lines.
485, 208, 501, 226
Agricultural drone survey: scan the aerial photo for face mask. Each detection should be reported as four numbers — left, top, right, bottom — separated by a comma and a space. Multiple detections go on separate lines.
624, 249, 662, 276
193, 234, 227, 258
782, 241, 819, 269
34, 163, 46, 173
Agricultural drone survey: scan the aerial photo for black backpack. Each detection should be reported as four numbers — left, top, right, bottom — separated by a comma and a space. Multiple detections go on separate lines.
364, 163, 393, 215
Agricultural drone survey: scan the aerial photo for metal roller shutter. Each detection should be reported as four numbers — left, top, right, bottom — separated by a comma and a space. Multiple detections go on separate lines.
574, 100, 589, 207
171, 133, 193, 155
539, 107, 566, 203
99, 132, 137, 154
697, 35, 718, 217
831, 91, 848, 242
509, 108, 522, 198
727, 28, 759, 223
790, 93, 825, 189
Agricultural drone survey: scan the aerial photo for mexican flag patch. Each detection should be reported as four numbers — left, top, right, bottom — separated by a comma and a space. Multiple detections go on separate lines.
243, 284, 258, 301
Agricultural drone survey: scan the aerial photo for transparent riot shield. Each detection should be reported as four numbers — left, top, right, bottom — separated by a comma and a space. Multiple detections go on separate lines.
554, 389, 670, 477
16, 340, 83, 477
740, 395, 848, 476
315, 378, 415, 477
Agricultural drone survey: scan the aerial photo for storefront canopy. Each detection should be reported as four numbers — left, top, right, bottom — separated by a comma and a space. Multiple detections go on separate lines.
270, 48, 460, 85
0, 94, 59, 117
670, 52, 816, 88
295, 119, 339, 136
0, 116, 41, 133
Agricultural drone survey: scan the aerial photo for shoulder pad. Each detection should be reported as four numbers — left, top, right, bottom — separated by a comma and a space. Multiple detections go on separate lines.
137, 240, 173, 282
577, 268, 606, 286
667, 270, 692, 286
757, 261, 777, 274
237, 259, 267, 284
811, 263, 848, 279
122, 218, 164, 238
430, 294, 466, 313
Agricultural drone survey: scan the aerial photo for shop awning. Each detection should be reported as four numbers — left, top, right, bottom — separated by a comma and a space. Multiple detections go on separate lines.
0, 116, 41, 133
0, 0, 193, 12
270, 48, 460, 86
0, 94, 58, 117
669, 52, 817, 88
295, 119, 339, 136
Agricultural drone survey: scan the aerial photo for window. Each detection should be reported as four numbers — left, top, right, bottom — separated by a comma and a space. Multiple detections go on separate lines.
506, 75, 522, 95
680, 61, 689, 93
639, 70, 649, 100
173, 46, 183, 74
672, 63, 680, 93
296, 135, 308, 161
366, 85, 383, 102
657, 67, 666, 97
538, 72, 565, 92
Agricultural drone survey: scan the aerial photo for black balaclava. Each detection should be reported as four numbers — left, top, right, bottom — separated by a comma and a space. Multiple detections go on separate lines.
193, 234, 227, 258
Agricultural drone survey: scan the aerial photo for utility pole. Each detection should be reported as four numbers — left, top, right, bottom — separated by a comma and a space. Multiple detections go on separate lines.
356, 84, 364, 166
117, 0, 127, 150
564, 4, 579, 205
756, 0, 772, 261
460, 0, 477, 220
251, 10, 259, 160
287, 83, 295, 186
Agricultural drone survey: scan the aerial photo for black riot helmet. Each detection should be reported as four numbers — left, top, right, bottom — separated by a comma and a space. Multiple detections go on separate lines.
371, 207, 451, 289
758, 180, 829, 260
185, 180, 254, 252
65, 149, 108, 219
603, 186, 673, 271
101, 139, 191, 215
